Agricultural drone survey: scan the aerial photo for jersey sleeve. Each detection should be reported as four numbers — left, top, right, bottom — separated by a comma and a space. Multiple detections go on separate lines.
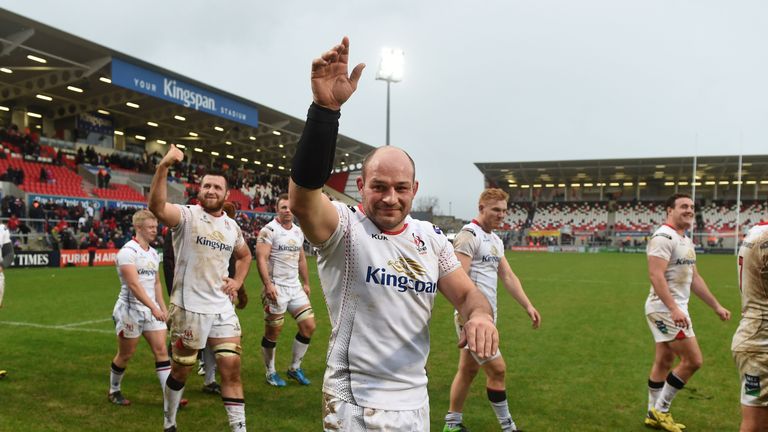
234, 224, 245, 248
314, 201, 350, 252
452, 227, 479, 258
437, 231, 462, 279
647, 232, 674, 261
171, 204, 191, 233
257, 224, 274, 245
116, 247, 137, 267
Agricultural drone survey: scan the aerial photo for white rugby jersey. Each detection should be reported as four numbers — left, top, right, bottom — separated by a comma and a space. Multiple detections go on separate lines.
452, 220, 504, 317
645, 224, 696, 314
0, 223, 10, 248
116, 239, 160, 311
315, 202, 461, 410
170, 204, 245, 314
732, 222, 768, 352
257, 219, 304, 287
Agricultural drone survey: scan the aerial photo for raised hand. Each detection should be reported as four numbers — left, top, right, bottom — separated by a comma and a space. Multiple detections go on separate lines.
311, 36, 365, 111
160, 144, 184, 168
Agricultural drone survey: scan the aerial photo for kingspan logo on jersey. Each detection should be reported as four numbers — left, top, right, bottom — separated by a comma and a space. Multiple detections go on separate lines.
674, 249, 696, 266
196, 230, 233, 252
482, 245, 502, 263
365, 257, 437, 294
276, 239, 301, 252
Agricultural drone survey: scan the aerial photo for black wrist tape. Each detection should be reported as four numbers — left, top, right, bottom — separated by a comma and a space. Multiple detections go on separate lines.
290, 102, 341, 189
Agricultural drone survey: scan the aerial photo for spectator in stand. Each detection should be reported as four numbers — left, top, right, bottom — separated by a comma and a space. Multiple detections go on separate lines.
6, 214, 19, 233
39, 167, 48, 183
98, 168, 107, 188
29, 200, 44, 231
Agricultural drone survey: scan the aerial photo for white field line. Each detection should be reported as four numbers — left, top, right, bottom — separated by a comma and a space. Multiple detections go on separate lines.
59, 318, 113, 328
0, 320, 112, 334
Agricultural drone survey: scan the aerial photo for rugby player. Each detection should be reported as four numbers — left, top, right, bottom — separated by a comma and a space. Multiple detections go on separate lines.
732, 219, 768, 432
256, 193, 315, 387
149, 148, 252, 432
108, 210, 171, 406
289, 36, 499, 430
443, 188, 540, 432
644, 194, 731, 432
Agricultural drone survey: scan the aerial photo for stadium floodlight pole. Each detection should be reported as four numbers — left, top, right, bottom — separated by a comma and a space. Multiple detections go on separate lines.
376, 48, 404, 146
734, 153, 743, 255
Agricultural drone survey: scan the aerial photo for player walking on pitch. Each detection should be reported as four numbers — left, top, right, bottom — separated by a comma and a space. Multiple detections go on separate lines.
149, 145, 252, 432
443, 188, 540, 432
644, 193, 731, 432
107, 210, 174, 406
289, 36, 499, 431
733, 219, 768, 432
0, 218, 13, 379
256, 193, 316, 387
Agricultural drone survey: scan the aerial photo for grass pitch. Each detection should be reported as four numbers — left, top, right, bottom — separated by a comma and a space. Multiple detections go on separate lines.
0, 252, 741, 431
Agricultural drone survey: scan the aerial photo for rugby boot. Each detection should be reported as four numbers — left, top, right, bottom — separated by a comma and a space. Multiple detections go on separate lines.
287, 368, 311, 385
107, 391, 131, 406
647, 408, 683, 432
266, 371, 286, 387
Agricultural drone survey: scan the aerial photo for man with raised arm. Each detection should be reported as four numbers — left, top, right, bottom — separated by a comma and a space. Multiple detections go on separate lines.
149, 145, 252, 432
644, 193, 731, 432
288, 36, 499, 431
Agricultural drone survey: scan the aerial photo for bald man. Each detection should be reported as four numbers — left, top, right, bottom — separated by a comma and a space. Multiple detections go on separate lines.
289, 36, 499, 431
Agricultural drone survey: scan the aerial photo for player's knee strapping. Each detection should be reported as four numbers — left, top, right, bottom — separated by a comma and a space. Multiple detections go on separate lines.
212, 342, 242, 359
294, 307, 314, 323
265, 315, 285, 327
171, 348, 198, 366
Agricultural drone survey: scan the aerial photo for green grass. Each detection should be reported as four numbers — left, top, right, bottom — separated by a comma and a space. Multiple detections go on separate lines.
0, 253, 742, 431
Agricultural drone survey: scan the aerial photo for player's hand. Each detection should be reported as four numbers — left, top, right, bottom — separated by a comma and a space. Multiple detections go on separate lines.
160, 144, 184, 168
527, 305, 541, 329
221, 276, 242, 298
236, 287, 248, 310
152, 307, 168, 322
302, 283, 311, 297
311, 37, 365, 111
715, 305, 731, 321
458, 313, 498, 360
670, 307, 689, 329
264, 284, 278, 301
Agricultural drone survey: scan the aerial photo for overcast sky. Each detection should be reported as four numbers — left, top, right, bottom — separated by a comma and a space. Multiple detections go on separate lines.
2, 0, 767, 219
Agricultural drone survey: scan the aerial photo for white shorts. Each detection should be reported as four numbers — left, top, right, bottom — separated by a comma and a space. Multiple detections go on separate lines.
454, 313, 501, 365
733, 351, 768, 407
322, 393, 429, 432
262, 283, 310, 316
168, 304, 241, 350
646, 311, 696, 343
112, 300, 166, 338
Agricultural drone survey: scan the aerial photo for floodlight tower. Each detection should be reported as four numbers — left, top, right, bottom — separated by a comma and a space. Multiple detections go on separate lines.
376, 48, 404, 146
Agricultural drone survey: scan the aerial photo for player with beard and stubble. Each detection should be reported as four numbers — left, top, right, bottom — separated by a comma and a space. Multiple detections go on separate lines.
644, 193, 731, 432
289, 36, 499, 431
149, 145, 252, 432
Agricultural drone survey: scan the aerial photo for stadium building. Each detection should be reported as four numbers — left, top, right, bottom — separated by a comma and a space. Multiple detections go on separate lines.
0, 8, 374, 267
476, 155, 768, 252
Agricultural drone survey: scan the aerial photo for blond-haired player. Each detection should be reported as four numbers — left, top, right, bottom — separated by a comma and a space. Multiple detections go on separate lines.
443, 188, 540, 432
733, 220, 768, 432
644, 194, 731, 432
108, 210, 170, 406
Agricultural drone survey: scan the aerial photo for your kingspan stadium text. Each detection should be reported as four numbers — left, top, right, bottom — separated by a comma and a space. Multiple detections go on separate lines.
365, 266, 437, 293
196, 236, 233, 252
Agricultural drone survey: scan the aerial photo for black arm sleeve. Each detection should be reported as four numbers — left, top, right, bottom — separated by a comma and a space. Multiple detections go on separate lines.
2, 242, 14, 268
290, 103, 341, 189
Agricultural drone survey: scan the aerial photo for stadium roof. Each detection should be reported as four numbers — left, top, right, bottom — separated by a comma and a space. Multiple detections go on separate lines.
476, 155, 768, 189
0, 8, 374, 171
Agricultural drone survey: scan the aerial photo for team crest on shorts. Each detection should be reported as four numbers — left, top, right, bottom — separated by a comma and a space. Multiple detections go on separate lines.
654, 320, 668, 334
745, 373, 761, 397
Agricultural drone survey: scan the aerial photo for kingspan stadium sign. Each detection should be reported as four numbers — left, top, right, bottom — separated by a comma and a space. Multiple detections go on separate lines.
111, 58, 259, 127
